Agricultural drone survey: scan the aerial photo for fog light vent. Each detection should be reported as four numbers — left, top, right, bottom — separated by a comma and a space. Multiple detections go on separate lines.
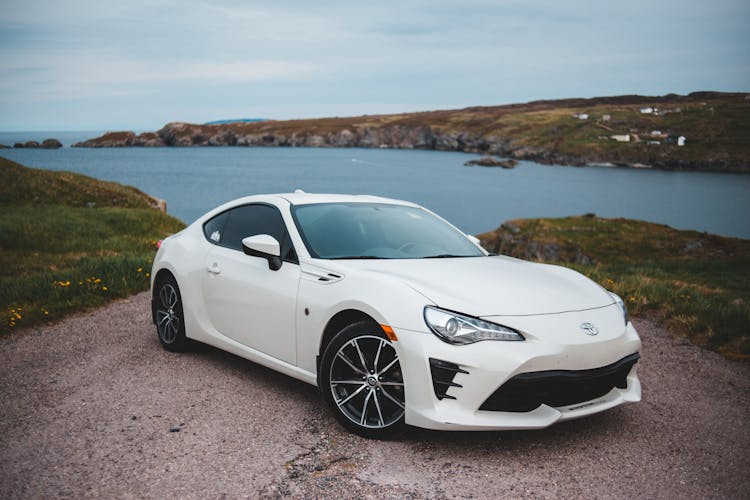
429, 358, 469, 400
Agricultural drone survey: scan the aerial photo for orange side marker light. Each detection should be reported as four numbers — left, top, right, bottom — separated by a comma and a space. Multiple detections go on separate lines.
380, 324, 398, 341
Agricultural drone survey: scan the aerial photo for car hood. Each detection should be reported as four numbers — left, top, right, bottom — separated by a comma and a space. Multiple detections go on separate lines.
337, 256, 613, 317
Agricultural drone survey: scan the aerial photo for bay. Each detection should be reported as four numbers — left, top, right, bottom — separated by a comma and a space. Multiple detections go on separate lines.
1, 144, 749, 238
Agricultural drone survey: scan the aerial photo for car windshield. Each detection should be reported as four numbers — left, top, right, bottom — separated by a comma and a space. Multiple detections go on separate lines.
292, 202, 485, 259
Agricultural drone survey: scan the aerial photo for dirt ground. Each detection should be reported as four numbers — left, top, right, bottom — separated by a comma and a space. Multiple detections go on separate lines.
1, 292, 748, 499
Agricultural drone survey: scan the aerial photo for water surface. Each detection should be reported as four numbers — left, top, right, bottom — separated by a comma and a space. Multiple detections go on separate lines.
2, 145, 749, 238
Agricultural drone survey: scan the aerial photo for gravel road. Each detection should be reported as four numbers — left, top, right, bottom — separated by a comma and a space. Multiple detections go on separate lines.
1, 292, 748, 499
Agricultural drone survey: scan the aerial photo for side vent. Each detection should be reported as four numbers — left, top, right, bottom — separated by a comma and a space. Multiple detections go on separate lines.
317, 273, 343, 282
429, 358, 469, 400
300, 265, 345, 284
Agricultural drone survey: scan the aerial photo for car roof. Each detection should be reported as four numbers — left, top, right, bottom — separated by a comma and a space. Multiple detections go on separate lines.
272, 192, 419, 207
197, 192, 422, 225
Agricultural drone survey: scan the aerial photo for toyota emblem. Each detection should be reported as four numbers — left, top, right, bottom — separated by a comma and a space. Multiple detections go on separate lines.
580, 322, 599, 336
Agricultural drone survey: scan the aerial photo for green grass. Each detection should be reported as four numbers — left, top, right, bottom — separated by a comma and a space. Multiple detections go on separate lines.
0, 157, 185, 334
478, 215, 750, 361
3, 156, 748, 361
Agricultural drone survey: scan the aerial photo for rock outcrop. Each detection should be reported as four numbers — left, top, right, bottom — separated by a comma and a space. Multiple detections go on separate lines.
41, 139, 63, 149
75, 122, 562, 162
12, 139, 63, 149
465, 157, 518, 168
74, 131, 165, 148
72, 122, 708, 169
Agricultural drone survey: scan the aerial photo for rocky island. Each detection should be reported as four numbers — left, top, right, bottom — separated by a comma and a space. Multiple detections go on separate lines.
13, 138, 63, 149
464, 157, 518, 168
74, 92, 750, 173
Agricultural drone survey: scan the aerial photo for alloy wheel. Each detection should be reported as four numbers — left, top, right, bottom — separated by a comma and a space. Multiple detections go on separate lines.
328, 335, 405, 429
156, 283, 181, 344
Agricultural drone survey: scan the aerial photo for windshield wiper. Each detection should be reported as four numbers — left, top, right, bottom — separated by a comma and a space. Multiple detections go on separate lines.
424, 254, 470, 259
329, 255, 387, 260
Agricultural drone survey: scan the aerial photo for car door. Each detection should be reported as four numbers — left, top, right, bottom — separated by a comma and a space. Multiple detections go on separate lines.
200, 203, 300, 364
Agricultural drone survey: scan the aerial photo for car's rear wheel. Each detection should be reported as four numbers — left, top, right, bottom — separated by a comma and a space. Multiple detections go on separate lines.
154, 274, 189, 352
319, 321, 406, 438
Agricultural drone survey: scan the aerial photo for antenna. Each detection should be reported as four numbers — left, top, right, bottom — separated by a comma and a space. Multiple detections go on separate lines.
294, 189, 306, 194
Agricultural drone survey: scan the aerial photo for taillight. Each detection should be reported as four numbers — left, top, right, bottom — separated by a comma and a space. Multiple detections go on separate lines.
157, 239, 163, 249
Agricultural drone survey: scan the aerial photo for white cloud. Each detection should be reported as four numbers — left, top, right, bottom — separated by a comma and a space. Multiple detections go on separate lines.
1, 0, 748, 129
0, 48, 314, 101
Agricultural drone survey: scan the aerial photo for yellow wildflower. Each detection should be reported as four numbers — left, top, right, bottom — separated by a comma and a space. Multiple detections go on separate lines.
102, 286, 108, 291
137, 268, 143, 273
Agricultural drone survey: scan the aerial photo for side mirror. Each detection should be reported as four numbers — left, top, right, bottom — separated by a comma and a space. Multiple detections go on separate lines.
242, 234, 282, 271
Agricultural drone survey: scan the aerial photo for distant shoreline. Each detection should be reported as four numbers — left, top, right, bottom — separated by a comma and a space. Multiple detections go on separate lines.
73, 91, 749, 173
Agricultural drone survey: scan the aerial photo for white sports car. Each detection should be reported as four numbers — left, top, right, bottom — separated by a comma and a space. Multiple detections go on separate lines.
151, 192, 641, 438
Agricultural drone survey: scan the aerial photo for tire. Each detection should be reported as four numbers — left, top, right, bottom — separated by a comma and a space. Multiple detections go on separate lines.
319, 321, 406, 439
153, 274, 190, 352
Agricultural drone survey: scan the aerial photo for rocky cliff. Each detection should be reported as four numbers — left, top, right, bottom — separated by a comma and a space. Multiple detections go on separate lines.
73, 92, 750, 172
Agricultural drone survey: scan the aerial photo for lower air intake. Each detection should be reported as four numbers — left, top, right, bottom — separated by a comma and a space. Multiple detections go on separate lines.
479, 352, 640, 412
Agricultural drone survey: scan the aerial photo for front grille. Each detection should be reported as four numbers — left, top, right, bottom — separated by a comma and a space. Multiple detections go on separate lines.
429, 358, 469, 400
479, 352, 640, 412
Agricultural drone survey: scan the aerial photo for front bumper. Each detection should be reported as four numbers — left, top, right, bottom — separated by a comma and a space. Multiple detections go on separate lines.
394, 306, 642, 431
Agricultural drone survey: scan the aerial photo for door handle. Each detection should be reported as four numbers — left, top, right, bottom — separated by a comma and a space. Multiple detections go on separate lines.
207, 263, 221, 275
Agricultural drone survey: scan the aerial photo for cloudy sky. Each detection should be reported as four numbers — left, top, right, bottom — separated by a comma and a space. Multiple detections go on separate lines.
1, 0, 748, 130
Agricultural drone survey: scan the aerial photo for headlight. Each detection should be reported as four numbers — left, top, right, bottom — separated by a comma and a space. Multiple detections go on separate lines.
423, 306, 524, 344
610, 292, 629, 325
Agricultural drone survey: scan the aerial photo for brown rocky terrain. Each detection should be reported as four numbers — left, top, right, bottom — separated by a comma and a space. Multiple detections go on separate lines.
73, 92, 750, 172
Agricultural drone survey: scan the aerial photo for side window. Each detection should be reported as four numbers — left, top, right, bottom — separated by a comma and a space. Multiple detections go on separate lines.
220, 204, 298, 263
203, 211, 229, 244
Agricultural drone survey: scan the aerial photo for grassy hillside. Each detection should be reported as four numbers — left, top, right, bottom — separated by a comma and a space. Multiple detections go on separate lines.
478, 216, 750, 361
245, 93, 750, 167
78, 92, 750, 172
0, 157, 185, 334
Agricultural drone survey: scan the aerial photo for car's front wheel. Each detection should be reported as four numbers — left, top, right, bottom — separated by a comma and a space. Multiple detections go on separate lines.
154, 274, 189, 352
319, 321, 406, 438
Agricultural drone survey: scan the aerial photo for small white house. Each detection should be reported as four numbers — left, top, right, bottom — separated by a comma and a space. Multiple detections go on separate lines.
677, 136, 686, 146
611, 134, 630, 142
602, 114, 611, 121
576, 113, 589, 120
651, 130, 662, 136
640, 107, 654, 114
